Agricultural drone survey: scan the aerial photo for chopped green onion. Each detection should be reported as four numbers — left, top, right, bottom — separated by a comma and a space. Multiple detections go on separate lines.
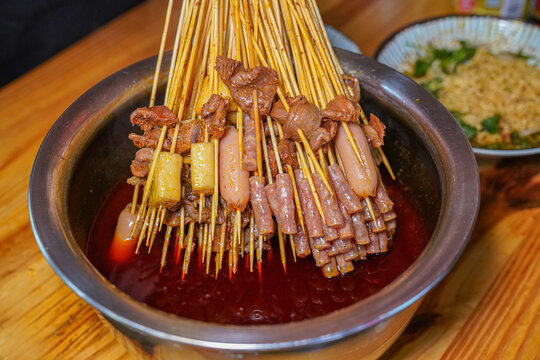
481, 114, 501, 134
413, 59, 430, 77
456, 118, 477, 140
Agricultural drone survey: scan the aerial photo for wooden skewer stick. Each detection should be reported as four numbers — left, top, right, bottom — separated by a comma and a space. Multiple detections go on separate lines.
215, 210, 229, 277
135, 207, 150, 254
148, 205, 163, 252
149, 0, 175, 107
181, 222, 196, 283
131, 184, 139, 215
160, 225, 173, 272
249, 216, 255, 272
145, 206, 158, 248
297, 129, 333, 195
295, 143, 326, 223
130, 125, 168, 241
252, 89, 264, 178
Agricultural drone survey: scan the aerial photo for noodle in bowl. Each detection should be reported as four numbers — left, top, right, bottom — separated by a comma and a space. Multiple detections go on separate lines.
375, 15, 540, 157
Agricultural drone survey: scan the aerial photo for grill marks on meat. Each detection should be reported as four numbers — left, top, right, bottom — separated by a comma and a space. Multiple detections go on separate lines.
129, 120, 203, 154
201, 94, 230, 139
362, 113, 386, 148
322, 94, 360, 123
215, 56, 278, 117
130, 105, 179, 132
130, 148, 154, 178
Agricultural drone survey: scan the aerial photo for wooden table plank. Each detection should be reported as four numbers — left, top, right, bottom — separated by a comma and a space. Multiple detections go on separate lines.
0, 0, 538, 359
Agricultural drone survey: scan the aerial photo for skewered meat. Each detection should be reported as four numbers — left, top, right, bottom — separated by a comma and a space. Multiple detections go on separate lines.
277, 139, 299, 170
263, 121, 279, 138
378, 231, 388, 252
323, 224, 339, 242
342, 74, 360, 102
335, 253, 354, 274
337, 203, 354, 240
383, 211, 397, 222
219, 127, 250, 211
351, 212, 370, 245
129, 129, 171, 150
366, 223, 381, 254
322, 257, 339, 278
327, 164, 363, 214
295, 173, 324, 238
130, 147, 154, 178
362, 199, 386, 233
327, 238, 353, 256
266, 142, 279, 177
362, 113, 386, 148
292, 226, 311, 258
129, 120, 203, 154
308, 127, 332, 151
356, 244, 367, 260
343, 245, 361, 262
130, 105, 179, 132
309, 238, 331, 266
264, 183, 281, 228
242, 113, 257, 171
312, 236, 331, 250
334, 122, 378, 198
164, 207, 183, 227
312, 172, 344, 229
127, 176, 146, 186
201, 94, 230, 139
272, 96, 321, 141
215, 56, 278, 117
171, 120, 204, 154
374, 181, 394, 214
109, 204, 140, 263
321, 119, 338, 139
321, 94, 360, 123
249, 176, 274, 236
275, 173, 297, 234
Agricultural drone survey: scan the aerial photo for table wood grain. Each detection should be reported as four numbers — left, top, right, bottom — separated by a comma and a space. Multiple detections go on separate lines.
0, 0, 538, 359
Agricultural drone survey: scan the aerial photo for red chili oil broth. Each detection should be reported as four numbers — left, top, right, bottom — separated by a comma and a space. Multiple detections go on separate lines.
86, 179, 428, 325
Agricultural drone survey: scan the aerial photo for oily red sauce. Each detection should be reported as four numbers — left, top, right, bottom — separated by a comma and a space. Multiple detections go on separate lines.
86, 179, 428, 325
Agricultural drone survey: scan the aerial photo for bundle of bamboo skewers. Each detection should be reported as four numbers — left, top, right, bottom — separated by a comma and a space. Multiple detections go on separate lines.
110, 0, 398, 281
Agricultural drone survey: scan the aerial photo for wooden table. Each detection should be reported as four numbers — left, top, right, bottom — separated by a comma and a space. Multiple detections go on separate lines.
0, 0, 538, 358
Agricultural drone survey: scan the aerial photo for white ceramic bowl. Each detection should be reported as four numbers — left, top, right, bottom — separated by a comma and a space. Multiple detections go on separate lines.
375, 15, 540, 158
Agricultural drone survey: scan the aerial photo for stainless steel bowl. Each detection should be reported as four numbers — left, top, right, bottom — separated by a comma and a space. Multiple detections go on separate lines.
29, 49, 480, 359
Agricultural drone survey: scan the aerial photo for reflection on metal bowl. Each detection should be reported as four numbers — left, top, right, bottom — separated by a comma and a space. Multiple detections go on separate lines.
29, 49, 480, 359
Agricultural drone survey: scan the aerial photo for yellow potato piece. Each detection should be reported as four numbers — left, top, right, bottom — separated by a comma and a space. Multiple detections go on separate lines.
191, 142, 215, 195
149, 152, 183, 208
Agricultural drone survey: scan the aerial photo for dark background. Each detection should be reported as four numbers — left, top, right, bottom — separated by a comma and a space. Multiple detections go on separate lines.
0, 0, 145, 86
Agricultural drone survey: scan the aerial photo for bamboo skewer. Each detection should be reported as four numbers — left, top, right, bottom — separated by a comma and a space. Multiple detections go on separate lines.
150, 0, 175, 107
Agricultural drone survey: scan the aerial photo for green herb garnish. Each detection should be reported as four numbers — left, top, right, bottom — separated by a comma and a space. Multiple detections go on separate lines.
481, 114, 501, 134
456, 117, 477, 140
413, 59, 431, 77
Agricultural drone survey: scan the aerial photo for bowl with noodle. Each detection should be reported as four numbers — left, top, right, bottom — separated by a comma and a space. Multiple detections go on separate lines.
375, 15, 540, 157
